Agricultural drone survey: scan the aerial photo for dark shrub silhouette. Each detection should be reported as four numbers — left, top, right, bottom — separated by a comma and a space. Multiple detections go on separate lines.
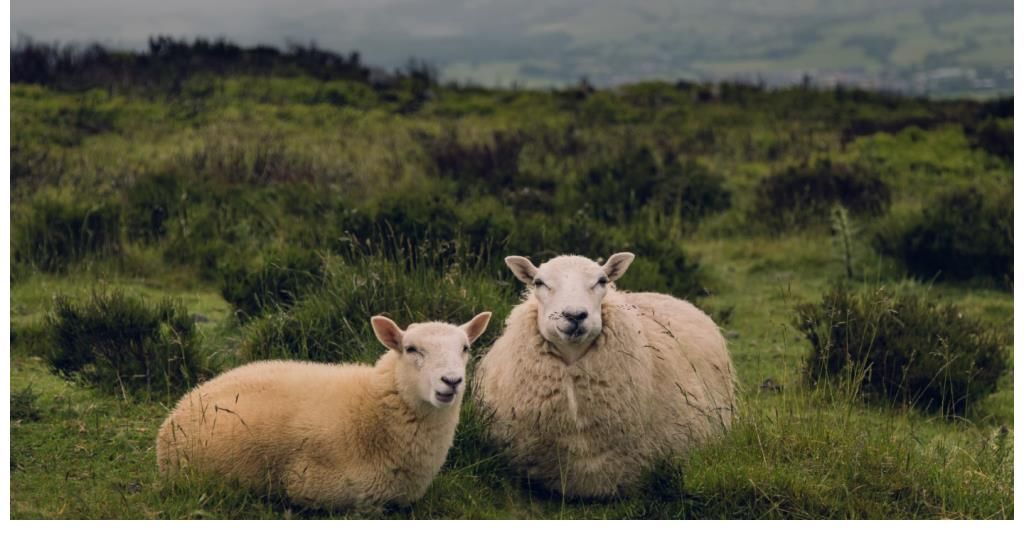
753, 160, 890, 231
796, 286, 1008, 415
45, 291, 210, 401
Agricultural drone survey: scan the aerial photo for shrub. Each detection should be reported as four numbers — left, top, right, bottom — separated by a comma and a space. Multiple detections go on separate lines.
241, 258, 515, 363
219, 247, 325, 320
45, 290, 211, 401
429, 129, 526, 195
613, 226, 705, 299
753, 160, 891, 231
13, 190, 122, 272
122, 173, 185, 243
795, 286, 1008, 415
875, 186, 1012, 286
965, 118, 1012, 162
579, 146, 661, 223
579, 147, 730, 224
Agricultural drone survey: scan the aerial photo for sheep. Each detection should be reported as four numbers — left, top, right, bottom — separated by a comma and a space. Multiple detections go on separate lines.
156, 312, 492, 512
474, 252, 734, 498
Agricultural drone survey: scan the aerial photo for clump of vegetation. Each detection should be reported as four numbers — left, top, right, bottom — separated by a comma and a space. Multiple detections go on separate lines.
242, 258, 515, 363
122, 173, 186, 243
965, 117, 1012, 162
795, 286, 1008, 415
579, 147, 731, 224
13, 190, 122, 272
753, 159, 891, 231
429, 129, 526, 194
875, 186, 1012, 287
11, 385, 43, 422
220, 247, 325, 320
45, 290, 211, 401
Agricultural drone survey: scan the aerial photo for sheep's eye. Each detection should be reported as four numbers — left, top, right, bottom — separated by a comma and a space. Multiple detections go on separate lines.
405, 346, 419, 354
595, 277, 609, 287
462, 345, 470, 353
533, 279, 547, 289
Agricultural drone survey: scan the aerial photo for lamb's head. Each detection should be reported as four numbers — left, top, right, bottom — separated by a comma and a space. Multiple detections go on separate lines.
371, 312, 491, 409
505, 253, 634, 359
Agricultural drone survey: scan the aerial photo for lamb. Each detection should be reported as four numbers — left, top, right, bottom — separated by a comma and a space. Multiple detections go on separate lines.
156, 312, 492, 512
474, 253, 734, 498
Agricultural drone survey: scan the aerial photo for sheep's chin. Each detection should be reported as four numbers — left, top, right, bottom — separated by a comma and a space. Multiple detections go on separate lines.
542, 324, 600, 350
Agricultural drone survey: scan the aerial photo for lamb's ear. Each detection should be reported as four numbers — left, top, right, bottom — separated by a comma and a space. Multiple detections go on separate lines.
504, 256, 538, 284
460, 312, 492, 344
603, 252, 636, 282
371, 316, 404, 351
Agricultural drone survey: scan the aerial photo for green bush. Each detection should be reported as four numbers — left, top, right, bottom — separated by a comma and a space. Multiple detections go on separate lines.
241, 258, 515, 363
753, 160, 891, 231
13, 191, 122, 272
45, 290, 212, 401
219, 247, 326, 319
579, 147, 731, 224
795, 286, 1008, 415
875, 186, 1012, 287
122, 173, 185, 243
428, 129, 527, 197
965, 117, 1012, 162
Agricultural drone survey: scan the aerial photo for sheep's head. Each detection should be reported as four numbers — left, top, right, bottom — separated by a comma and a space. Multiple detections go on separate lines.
505, 253, 634, 361
371, 312, 491, 409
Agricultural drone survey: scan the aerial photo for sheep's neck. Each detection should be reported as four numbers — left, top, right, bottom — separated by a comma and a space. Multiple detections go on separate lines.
546, 335, 598, 365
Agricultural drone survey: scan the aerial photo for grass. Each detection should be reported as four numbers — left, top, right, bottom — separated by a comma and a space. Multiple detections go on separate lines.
9, 227, 1013, 518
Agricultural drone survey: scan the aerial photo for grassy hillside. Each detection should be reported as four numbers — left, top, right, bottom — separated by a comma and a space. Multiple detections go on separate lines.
9, 42, 1014, 518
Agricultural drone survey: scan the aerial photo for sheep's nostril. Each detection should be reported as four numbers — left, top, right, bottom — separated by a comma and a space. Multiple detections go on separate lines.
441, 376, 463, 388
563, 310, 588, 322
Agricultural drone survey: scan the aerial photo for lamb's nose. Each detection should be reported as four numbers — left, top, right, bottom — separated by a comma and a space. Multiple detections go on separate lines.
562, 309, 588, 323
441, 376, 463, 389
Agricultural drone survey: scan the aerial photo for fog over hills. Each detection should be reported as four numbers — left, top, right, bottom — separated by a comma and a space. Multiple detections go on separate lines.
12, 0, 1012, 95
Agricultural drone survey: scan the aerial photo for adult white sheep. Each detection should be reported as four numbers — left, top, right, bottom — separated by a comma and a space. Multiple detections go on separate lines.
474, 252, 734, 498
156, 312, 492, 512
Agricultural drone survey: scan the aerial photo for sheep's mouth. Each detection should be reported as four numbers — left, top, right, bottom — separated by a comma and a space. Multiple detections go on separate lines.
558, 324, 589, 341
435, 391, 456, 404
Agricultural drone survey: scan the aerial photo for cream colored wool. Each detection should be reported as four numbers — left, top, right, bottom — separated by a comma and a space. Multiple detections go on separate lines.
475, 256, 734, 498
157, 314, 490, 511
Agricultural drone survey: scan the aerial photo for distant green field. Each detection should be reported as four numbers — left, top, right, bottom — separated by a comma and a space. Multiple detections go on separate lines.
9, 57, 1013, 518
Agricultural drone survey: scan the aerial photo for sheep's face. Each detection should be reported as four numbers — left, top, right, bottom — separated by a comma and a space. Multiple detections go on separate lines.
371, 313, 491, 409
505, 253, 634, 358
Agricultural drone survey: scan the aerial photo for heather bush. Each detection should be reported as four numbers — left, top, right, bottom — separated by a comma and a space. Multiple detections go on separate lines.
45, 290, 211, 401
874, 186, 1012, 287
795, 286, 1008, 415
219, 247, 326, 320
753, 160, 891, 231
13, 190, 122, 272
241, 258, 515, 363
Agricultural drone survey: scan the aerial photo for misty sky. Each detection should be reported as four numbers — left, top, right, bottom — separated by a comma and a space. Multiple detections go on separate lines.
11, 0, 561, 66
12, 0, 1012, 90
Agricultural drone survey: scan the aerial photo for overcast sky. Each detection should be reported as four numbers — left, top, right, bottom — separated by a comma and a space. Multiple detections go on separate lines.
11, 0, 556, 65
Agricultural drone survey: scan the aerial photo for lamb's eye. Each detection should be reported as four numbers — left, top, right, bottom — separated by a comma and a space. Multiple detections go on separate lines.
405, 346, 419, 354
595, 277, 609, 288
533, 279, 547, 289
462, 345, 470, 353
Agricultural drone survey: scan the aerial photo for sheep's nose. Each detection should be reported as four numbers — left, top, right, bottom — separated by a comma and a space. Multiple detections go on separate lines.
562, 309, 588, 323
441, 376, 463, 389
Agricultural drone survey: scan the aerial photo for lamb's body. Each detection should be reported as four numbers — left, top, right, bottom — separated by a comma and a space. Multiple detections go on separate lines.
475, 289, 735, 498
156, 355, 459, 511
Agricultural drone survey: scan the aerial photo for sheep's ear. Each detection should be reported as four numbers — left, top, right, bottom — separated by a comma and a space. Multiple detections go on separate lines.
603, 252, 635, 282
371, 316, 404, 351
460, 312, 492, 345
504, 256, 538, 284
